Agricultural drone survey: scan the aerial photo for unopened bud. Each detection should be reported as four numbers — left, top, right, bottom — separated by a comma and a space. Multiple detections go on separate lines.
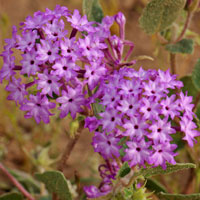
115, 12, 126, 26
185, 0, 200, 12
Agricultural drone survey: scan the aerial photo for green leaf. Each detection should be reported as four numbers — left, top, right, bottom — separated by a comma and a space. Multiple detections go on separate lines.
192, 59, 200, 91
133, 163, 196, 178
0, 192, 23, 200
132, 185, 152, 200
146, 178, 167, 194
82, 0, 104, 23
195, 104, 200, 120
92, 99, 105, 119
158, 192, 200, 200
171, 131, 185, 151
165, 39, 194, 54
139, 0, 185, 34
39, 196, 52, 200
124, 187, 133, 199
35, 171, 72, 200
37, 146, 59, 168
117, 162, 131, 178
180, 75, 198, 101
8, 168, 40, 193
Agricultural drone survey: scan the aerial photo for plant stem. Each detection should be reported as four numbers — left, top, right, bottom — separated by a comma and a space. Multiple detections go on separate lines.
58, 121, 84, 172
182, 168, 195, 194
174, 11, 192, 43
170, 53, 176, 75
0, 163, 35, 200
193, 92, 200, 111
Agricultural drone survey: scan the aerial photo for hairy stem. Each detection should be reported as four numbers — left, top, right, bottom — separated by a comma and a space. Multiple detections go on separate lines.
58, 121, 84, 172
193, 92, 200, 111
174, 12, 193, 43
182, 168, 195, 194
170, 53, 176, 75
0, 163, 35, 200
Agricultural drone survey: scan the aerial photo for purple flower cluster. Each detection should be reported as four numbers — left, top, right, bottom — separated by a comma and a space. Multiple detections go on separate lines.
1, 5, 200, 199
84, 160, 119, 198
83, 67, 200, 198
87, 67, 200, 169
84, 66, 200, 198
1, 6, 133, 123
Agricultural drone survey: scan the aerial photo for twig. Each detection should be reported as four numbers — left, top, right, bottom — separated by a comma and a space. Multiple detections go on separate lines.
193, 92, 200, 111
174, 11, 193, 43
170, 53, 176, 75
57, 121, 84, 172
0, 163, 35, 200
159, 175, 173, 193
182, 168, 195, 194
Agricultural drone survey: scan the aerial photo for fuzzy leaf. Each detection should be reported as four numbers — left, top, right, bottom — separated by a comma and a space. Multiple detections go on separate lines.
82, 0, 104, 23
39, 196, 52, 200
171, 131, 185, 151
92, 99, 105, 119
35, 171, 72, 200
195, 104, 200, 120
117, 162, 131, 178
165, 39, 194, 54
8, 168, 40, 193
0, 192, 23, 200
158, 192, 200, 200
133, 163, 196, 178
180, 75, 198, 101
192, 59, 200, 91
146, 178, 167, 194
139, 0, 185, 34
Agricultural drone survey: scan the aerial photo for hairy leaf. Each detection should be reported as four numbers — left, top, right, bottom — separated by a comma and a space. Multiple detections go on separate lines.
133, 163, 196, 178
82, 0, 104, 23
195, 104, 200, 120
139, 0, 185, 34
35, 171, 72, 200
39, 196, 52, 200
192, 59, 200, 91
8, 168, 40, 193
158, 192, 200, 200
117, 162, 131, 178
146, 178, 167, 194
165, 39, 194, 54
0, 192, 23, 200
180, 75, 198, 101
92, 99, 105, 119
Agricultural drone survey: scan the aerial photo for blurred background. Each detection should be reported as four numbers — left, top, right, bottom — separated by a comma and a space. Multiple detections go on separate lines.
0, 0, 200, 196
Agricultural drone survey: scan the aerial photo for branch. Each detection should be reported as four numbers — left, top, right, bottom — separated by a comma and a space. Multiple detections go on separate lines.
174, 11, 193, 43
193, 92, 200, 111
57, 121, 84, 172
0, 163, 35, 200
170, 53, 176, 75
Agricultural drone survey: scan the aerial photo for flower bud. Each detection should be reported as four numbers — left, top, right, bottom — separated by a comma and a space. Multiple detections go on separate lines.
115, 12, 126, 27
185, 0, 200, 11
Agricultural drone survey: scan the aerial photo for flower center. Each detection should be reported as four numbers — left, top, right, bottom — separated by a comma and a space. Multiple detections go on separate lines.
47, 51, 52, 55
30, 60, 35, 65
63, 66, 67, 70
47, 80, 52, 84
134, 125, 139, 129
136, 147, 141, 152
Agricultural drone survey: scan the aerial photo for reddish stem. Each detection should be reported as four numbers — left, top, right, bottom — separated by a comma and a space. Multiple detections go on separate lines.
69, 28, 78, 39
57, 121, 84, 172
174, 12, 192, 43
13, 65, 22, 70
0, 163, 35, 200
123, 40, 134, 61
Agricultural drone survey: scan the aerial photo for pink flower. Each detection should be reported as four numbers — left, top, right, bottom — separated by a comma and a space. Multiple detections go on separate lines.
57, 86, 85, 119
